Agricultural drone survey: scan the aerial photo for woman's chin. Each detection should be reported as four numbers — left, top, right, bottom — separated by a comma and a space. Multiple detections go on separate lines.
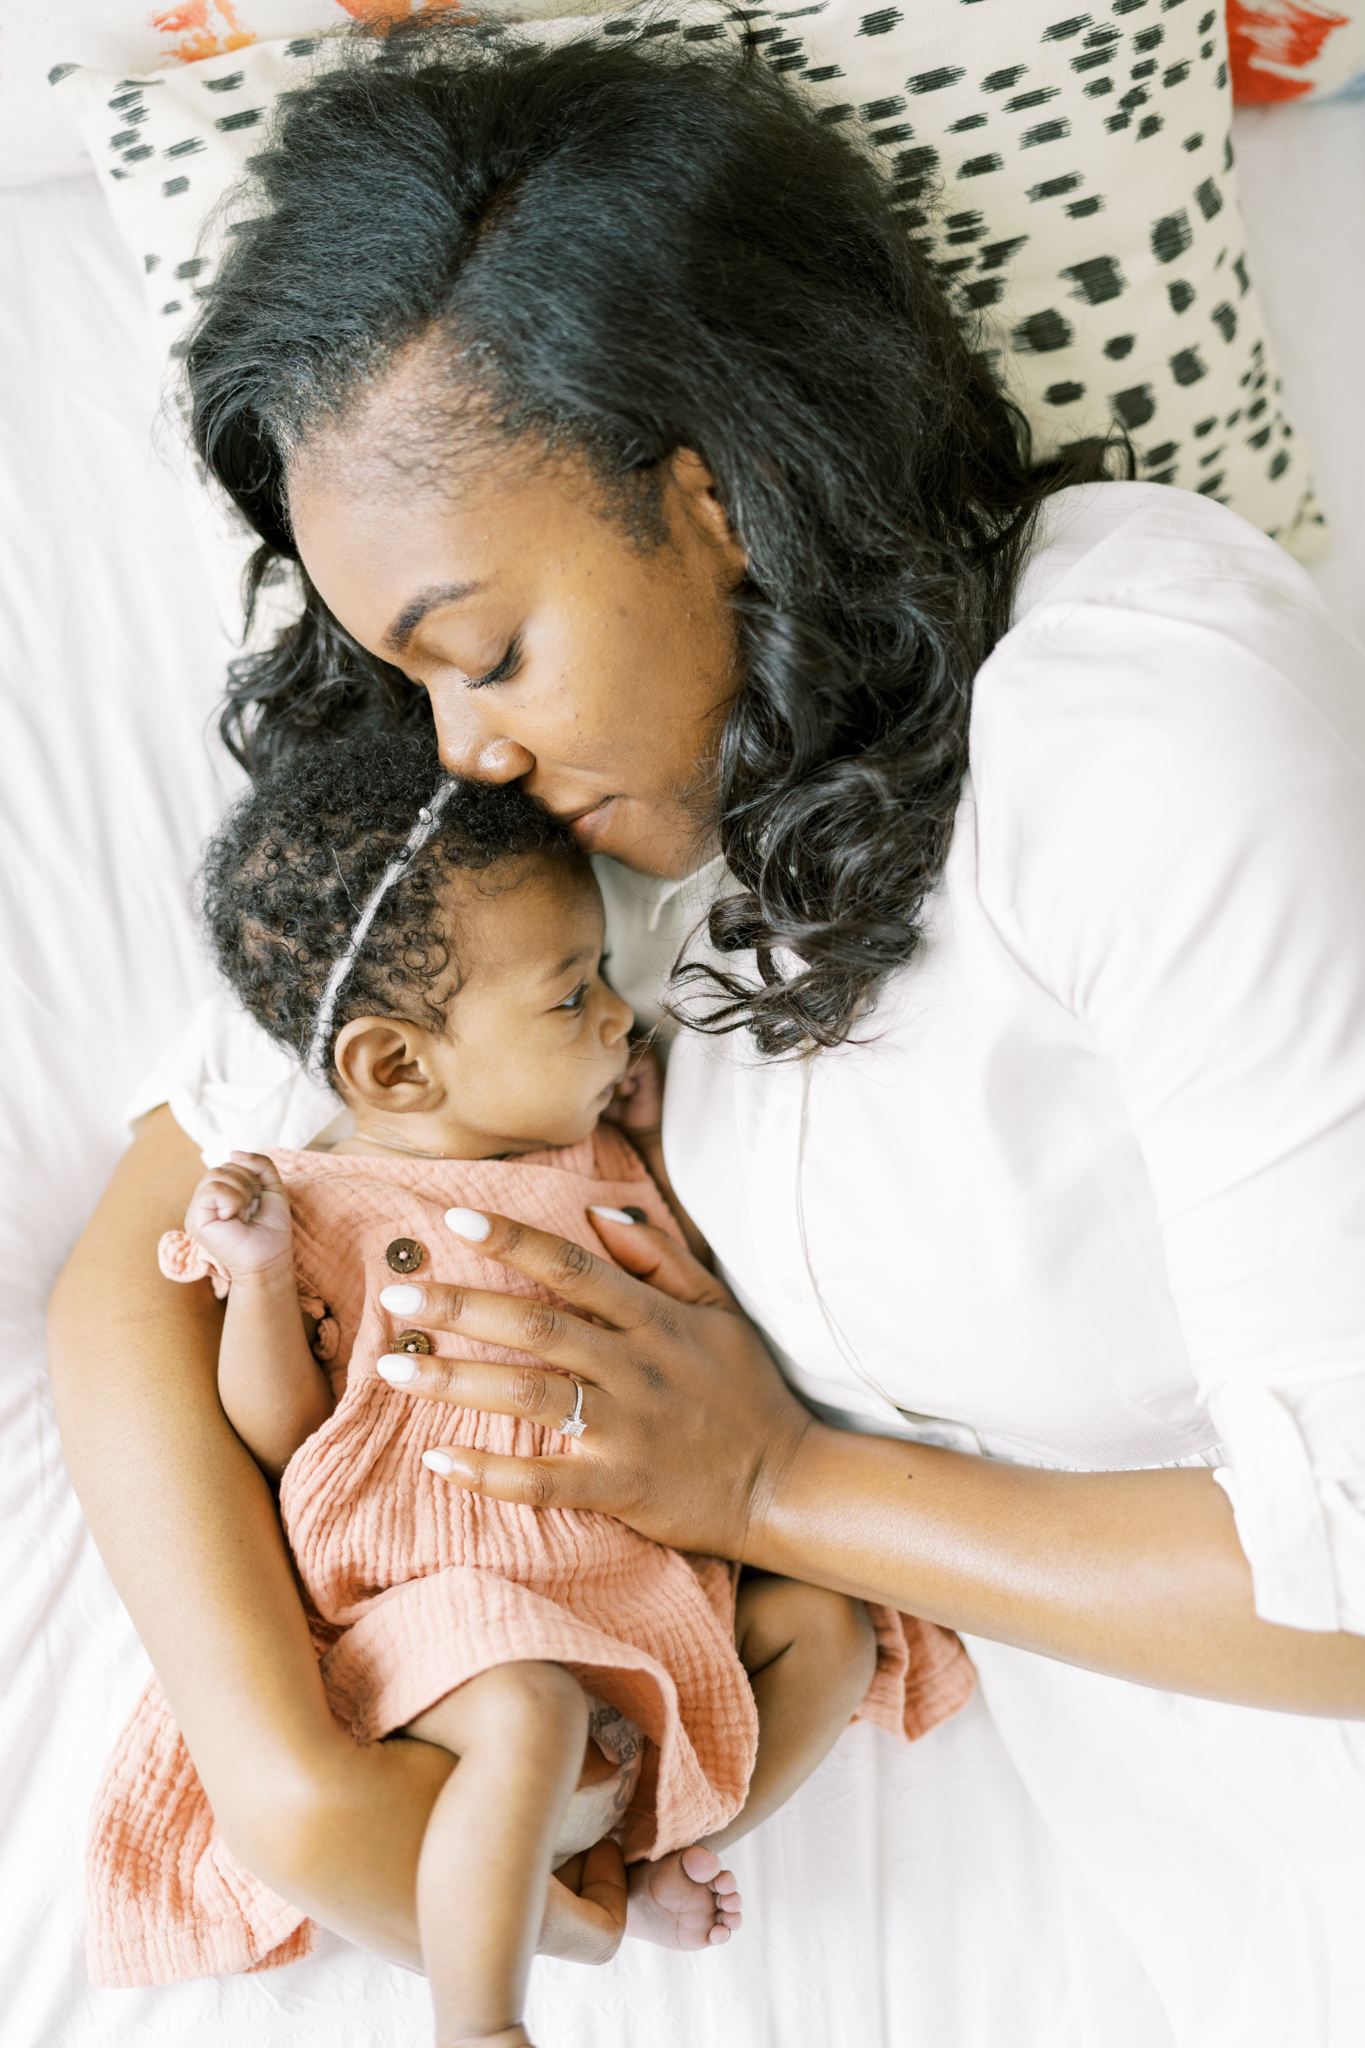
574, 799, 710, 880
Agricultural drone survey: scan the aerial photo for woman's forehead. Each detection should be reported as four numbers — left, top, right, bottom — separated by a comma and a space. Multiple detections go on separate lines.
288, 424, 630, 649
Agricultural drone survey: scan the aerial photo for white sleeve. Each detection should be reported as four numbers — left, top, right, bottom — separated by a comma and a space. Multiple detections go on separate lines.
977, 553, 1365, 1632
125, 994, 351, 1165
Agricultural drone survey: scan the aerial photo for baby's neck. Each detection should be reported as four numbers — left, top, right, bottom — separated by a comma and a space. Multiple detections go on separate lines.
328, 1120, 592, 1164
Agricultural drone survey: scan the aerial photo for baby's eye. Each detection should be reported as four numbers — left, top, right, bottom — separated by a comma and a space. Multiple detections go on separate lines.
555, 981, 589, 1014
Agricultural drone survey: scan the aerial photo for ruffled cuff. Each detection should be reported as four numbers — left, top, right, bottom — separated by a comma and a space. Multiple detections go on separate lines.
157, 1229, 230, 1299
1208, 1379, 1365, 1635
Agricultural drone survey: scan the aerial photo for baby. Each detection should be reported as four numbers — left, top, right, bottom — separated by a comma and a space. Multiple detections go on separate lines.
87, 734, 973, 2047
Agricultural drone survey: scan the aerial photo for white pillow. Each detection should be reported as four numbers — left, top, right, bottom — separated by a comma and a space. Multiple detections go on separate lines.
50, 1, 1326, 561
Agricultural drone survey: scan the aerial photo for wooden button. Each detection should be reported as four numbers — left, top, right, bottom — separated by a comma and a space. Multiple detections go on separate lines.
394, 1329, 432, 1355
385, 1238, 424, 1274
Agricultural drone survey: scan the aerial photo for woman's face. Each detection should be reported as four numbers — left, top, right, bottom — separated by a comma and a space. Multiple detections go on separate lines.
289, 387, 747, 879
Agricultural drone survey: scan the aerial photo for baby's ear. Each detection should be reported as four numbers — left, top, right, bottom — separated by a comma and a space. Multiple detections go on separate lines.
332, 1016, 438, 1109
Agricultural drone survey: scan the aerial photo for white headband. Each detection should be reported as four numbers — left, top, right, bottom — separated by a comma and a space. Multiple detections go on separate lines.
307, 777, 459, 1074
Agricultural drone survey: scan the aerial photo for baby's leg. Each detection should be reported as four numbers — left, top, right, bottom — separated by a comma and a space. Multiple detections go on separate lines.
626, 1576, 876, 1948
706, 1573, 878, 1852
406, 1661, 595, 2048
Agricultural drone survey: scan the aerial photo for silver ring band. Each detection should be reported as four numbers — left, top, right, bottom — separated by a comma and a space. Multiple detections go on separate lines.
561, 1378, 587, 1440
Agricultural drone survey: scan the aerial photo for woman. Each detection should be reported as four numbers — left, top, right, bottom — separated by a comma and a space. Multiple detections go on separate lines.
50, 24, 1365, 2044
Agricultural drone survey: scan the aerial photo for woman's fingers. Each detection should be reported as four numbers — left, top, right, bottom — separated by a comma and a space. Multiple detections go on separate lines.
376, 1206, 815, 1563
450, 1205, 731, 1317
375, 1210, 730, 1356
586, 1209, 739, 1314
377, 1352, 590, 1435
378, 1273, 611, 1369
421, 1442, 599, 1511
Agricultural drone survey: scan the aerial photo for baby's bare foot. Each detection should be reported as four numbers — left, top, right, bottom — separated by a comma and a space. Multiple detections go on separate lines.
626, 1844, 743, 1950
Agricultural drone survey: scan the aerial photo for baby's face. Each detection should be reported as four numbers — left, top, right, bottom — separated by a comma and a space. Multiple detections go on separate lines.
415, 858, 633, 1155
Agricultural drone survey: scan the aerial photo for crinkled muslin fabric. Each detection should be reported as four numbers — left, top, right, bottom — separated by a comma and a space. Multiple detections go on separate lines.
87, 1125, 971, 1989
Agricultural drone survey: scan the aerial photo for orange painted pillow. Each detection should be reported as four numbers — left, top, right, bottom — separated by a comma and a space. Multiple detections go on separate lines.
1228, 2, 1365, 102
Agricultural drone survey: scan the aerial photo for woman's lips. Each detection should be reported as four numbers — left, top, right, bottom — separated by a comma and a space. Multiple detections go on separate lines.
556, 797, 618, 848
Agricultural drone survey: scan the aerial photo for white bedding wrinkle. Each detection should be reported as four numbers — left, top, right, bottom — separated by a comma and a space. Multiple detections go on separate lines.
0, 172, 433, 2048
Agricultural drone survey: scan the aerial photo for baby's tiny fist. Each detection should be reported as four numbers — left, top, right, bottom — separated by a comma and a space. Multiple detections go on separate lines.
183, 1160, 296, 1280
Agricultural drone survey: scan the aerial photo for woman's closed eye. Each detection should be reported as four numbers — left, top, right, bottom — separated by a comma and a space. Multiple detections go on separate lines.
467, 635, 522, 690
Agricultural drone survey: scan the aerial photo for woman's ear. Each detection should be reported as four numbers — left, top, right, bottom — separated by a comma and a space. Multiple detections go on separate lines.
667, 448, 747, 584
332, 1017, 442, 1112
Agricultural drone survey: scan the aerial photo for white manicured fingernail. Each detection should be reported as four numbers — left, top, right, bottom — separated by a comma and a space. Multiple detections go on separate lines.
380, 1284, 423, 1313
445, 1207, 491, 1241
377, 1355, 419, 1385
423, 1449, 455, 1475
589, 1206, 637, 1225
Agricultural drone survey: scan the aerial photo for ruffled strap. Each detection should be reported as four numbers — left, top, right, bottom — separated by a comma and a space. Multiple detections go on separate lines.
157, 1235, 339, 1363
156, 1230, 230, 1300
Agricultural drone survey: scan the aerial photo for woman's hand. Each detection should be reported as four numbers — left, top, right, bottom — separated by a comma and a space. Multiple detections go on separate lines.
375, 1207, 815, 1563
372, 1208, 1365, 1717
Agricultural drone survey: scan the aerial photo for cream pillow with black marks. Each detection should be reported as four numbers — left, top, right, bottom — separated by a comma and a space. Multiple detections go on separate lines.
50, 0, 1324, 560
758, 0, 1323, 558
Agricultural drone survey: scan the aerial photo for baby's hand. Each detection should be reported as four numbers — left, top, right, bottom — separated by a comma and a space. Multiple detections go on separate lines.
602, 1039, 664, 1142
184, 1152, 294, 1283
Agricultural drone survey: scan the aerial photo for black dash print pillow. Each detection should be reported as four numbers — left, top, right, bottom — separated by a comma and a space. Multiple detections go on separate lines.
50, 0, 1323, 560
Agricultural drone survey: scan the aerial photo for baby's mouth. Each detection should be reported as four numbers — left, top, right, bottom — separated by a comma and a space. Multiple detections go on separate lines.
600, 1054, 631, 1102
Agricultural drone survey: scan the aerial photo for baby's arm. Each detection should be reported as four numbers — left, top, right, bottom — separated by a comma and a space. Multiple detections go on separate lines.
184, 1152, 335, 1480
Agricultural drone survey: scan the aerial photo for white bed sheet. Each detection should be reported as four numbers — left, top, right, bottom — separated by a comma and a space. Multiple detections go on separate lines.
1, 99, 1360, 2048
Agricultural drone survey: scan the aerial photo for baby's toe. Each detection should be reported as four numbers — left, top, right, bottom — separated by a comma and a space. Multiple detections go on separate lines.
679, 1844, 722, 1885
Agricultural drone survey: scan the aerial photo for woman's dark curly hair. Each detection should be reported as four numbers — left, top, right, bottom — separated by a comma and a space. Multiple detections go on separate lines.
201, 732, 583, 1076
188, 21, 1116, 1056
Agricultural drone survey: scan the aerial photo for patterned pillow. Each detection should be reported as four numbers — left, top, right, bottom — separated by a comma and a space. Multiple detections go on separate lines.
1229, 1, 1365, 102
50, 0, 1326, 560
6, 6, 1356, 189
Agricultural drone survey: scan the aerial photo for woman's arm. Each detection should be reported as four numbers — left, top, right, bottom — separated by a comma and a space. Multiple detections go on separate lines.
47, 1109, 624, 1967
48, 1109, 445, 1960
755, 1426, 1365, 1714
384, 1208, 1365, 1719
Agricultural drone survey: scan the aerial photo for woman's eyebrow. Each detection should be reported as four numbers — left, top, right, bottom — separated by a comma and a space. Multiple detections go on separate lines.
385, 579, 485, 653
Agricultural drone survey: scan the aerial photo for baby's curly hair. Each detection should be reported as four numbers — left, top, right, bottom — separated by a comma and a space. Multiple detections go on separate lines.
202, 732, 584, 1076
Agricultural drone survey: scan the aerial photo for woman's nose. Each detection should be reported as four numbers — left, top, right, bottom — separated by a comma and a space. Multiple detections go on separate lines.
428, 688, 534, 786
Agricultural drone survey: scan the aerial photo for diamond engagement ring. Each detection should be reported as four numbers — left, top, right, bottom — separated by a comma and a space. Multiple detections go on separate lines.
561, 1378, 587, 1440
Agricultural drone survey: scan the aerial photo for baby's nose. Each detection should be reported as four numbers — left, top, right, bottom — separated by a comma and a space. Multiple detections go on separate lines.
604, 993, 634, 1041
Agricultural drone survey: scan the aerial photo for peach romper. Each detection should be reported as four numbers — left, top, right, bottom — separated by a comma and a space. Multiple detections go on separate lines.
87, 1126, 973, 1988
